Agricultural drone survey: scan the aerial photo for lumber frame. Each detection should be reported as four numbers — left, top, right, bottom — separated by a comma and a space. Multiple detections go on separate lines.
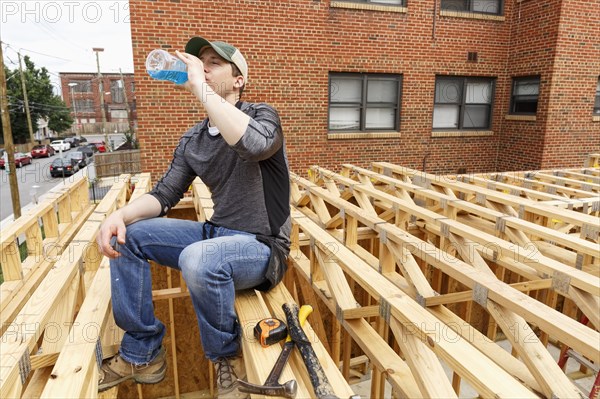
290, 209, 538, 398
291, 169, 598, 397
38, 174, 151, 398
372, 162, 600, 229
0, 175, 133, 399
342, 164, 599, 268
1, 177, 95, 336
2, 162, 597, 398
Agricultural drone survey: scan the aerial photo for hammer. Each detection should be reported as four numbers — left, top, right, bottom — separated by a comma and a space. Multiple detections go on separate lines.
237, 305, 313, 398
283, 303, 361, 399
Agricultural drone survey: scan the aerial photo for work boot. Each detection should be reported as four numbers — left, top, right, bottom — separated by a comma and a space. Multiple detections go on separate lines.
214, 356, 248, 398
98, 347, 167, 392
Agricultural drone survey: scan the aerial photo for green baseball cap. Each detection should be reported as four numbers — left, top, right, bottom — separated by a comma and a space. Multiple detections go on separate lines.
185, 37, 248, 82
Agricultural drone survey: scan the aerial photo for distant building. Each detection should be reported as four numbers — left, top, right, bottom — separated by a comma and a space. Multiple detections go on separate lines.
35, 117, 54, 141
59, 72, 137, 135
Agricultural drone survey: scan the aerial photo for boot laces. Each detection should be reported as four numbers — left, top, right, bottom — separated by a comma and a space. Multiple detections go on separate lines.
216, 357, 237, 388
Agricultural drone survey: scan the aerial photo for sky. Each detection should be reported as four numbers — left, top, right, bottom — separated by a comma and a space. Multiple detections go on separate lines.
1, 0, 134, 96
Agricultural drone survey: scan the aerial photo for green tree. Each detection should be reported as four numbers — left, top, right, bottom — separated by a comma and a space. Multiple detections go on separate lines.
47, 96, 74, 132
1, 56, 72, 144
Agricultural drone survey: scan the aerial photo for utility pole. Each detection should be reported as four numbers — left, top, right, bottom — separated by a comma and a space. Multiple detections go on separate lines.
0, 41, 22, 219
18, 51, 35, 149
93, 47, 108, 148
119, 68, 134, 134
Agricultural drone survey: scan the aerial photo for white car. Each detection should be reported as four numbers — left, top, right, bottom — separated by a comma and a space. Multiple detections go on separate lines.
50, 140, 71, 152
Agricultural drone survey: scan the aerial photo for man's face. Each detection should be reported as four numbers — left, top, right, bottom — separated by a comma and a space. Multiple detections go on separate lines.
198, 47, 243, 98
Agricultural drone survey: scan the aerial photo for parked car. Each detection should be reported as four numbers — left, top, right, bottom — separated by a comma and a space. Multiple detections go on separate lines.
50, 140, 71, 152
90, 141, 107, 153
65, 137, 81, 148
67, 151, 90, 168
0, 152, 33, 169
79, 144, 98, 158
31, 144, 56, 158
50, 157, 79, 177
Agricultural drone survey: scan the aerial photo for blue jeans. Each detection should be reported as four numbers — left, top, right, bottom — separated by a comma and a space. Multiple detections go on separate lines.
110, 218, 270, 364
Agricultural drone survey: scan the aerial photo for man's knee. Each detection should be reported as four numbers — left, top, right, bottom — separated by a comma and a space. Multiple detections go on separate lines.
179, 241, 227, 283
121, 220, 157, 252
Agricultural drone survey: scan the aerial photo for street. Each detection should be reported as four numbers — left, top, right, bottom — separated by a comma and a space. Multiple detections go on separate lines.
0, 151, 86, 221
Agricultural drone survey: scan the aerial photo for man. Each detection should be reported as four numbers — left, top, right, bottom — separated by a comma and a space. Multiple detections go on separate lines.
96, 37, 290, 398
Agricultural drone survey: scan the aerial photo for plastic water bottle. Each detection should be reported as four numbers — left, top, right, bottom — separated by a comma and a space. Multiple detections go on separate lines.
146, 49, 188, 84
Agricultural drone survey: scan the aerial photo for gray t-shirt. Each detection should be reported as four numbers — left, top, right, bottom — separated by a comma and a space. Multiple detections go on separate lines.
149, 101, 290, 246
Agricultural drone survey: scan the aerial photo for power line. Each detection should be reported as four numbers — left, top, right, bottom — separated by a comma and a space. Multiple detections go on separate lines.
5, 40, 72, 63
7, 96, 72, 112
4, 54, 18, 66
37, 17, 89, 53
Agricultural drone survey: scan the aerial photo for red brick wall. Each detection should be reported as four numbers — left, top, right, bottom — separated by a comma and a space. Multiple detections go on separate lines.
497, 0, 600, 171
495, 0, 560, 171
130, 0, 599, 181
540, 0, 600, 168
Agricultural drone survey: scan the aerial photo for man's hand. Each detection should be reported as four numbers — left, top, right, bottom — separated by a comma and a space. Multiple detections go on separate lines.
175, 50, 207, 99
97, 211, 127, 259
96, 194, 162, 259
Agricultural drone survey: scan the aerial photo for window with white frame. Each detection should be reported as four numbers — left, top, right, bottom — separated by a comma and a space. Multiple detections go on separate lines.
433, 77, 495, 130
441, 0, 503, 15
75, 99, 95, 113
329, 73, 402, 132
70, 80, 92, 92
110, 110, 128, 119
510, 76, 540, 115
343, 0, 405, 5
594, 78, 600, 115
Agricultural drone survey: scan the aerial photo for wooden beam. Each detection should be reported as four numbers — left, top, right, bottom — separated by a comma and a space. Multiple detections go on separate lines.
0, 176, 131, 398
425, 279, 552, 306
41, 259, 112, 398
448, 233, 582, 398
314, 247, 360, 314
290, 248, 423, 397
389, 318, 457, 398
291, 172, 600, 364
292, 209, 537, 398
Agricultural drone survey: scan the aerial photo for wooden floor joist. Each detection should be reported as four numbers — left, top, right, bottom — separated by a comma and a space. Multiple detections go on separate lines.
1, 161, 598, 398
290, 209, 540, 398
0, 174, 135, 399
290, 163, 598, 398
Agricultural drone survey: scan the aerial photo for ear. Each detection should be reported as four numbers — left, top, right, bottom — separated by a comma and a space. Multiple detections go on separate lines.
233, 75, 245, 88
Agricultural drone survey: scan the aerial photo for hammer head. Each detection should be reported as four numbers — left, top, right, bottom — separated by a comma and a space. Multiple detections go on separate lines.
237, 379, 297, 399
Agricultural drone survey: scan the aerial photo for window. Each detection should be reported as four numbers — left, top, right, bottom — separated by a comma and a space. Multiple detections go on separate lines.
70, 80, 92, 92
329, 73, 402, 132
594, 78, 600, 115
74, 99, 94, 113
510, 76, 540, 115
344, 0, 405, 4
110, 110, 128, 119
110, 80, 124, 103
441, 0, 502, 15
433, 77, 495, 130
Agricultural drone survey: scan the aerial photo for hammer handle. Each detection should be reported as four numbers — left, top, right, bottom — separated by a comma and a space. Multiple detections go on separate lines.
283, 303, 339, 399
265, 304, 313, 385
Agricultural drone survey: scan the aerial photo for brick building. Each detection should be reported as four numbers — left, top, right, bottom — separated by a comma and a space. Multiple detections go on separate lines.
129, 0, 599, 178
59, 72, 137, 134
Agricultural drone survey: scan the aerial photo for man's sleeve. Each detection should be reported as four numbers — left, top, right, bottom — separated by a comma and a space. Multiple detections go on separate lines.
231, 103, 283, 162
148, 135, 196, 217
